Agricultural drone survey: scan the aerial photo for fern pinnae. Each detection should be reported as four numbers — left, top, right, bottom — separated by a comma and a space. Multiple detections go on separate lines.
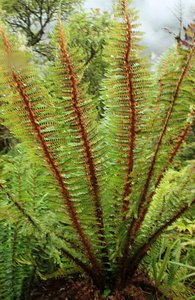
103, 0, 150, 235
115, 38, 194, 288
141, 45, 194, 196
125, 45, 195, 246
153, 119, 193, 190
108, 0, 152, 275
0, 183, 39, 229
151, 53, 170, 123
57, 19, 108, 263
0, 28, 101, 275
130, 118, 194, 242
127, 198, 195, 280
119, 0, 137, 215
0, 183, 96, 281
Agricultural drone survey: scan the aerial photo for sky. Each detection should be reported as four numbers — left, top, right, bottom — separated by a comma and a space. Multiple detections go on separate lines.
84, 0, 194, 57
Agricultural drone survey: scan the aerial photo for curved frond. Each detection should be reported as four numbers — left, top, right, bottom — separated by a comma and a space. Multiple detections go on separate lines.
0, 28, 102, 276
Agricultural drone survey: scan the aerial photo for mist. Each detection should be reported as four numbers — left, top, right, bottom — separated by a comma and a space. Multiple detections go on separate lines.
84, 0, 194, 56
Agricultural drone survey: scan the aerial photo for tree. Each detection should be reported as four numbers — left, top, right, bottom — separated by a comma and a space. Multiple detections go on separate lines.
0, 0, 194, 299
0, 0, 83, 48
65, 9, 111, 115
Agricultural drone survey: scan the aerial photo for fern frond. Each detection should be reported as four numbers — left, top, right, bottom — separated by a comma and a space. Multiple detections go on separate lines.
0, 152, 99, 284
148, 237, 194, 298
101, 0, 155, 284
0, 183, 38, 228
0, 221, 34, 300
140, 45, 194, 197
128, 115, 194, 245
150, 116, 194, 194
50, 20, 108, 265
0, 28, 102, 277
120, 45, 195, 265
102, 0, 152, 259
128, 198, 195, 280
128, 165, 195, 279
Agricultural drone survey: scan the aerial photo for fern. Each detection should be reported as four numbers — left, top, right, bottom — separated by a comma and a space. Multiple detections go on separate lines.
0, 0, 194, 299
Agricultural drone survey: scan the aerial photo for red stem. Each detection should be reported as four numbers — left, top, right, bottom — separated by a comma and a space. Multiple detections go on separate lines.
115, 0, 137, 286
120, 0, 136, 215
58, 21, 108, 264
153, 122, 192, 189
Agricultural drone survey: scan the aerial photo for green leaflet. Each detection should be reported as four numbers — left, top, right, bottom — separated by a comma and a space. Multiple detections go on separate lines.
133, 165, 195, 253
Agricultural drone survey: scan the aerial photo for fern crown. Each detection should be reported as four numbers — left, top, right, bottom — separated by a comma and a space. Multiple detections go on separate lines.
0, 0, 194, 296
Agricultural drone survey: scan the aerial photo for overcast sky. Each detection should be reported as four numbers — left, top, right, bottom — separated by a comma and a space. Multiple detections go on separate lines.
84, 0, 194, 57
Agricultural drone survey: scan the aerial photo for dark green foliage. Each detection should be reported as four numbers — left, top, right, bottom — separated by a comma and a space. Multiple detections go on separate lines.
0, 0, 83, 47
0, 0, 194, 299
0, 125, 14, 152
65, 9, 111, 114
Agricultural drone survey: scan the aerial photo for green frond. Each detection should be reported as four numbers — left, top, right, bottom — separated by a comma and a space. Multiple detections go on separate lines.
119, 45, 195, 268
0, 28, 103, 274
102, 0, 152, 246
0, 150, 100, 295
0, 222, 34, 300
131, 164, 195, 259
149, 46, 195, 182
49, 20, 109, 264
147, 236, 195, 299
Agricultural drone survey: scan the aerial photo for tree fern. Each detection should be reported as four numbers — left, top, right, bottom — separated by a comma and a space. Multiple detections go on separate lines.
0, 0, 194, 299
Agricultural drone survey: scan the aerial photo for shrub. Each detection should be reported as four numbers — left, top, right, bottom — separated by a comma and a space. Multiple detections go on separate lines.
0, 0, 194, 299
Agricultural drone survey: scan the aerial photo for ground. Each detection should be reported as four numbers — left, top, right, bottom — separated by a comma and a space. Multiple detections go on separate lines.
30, 273, 165, 300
